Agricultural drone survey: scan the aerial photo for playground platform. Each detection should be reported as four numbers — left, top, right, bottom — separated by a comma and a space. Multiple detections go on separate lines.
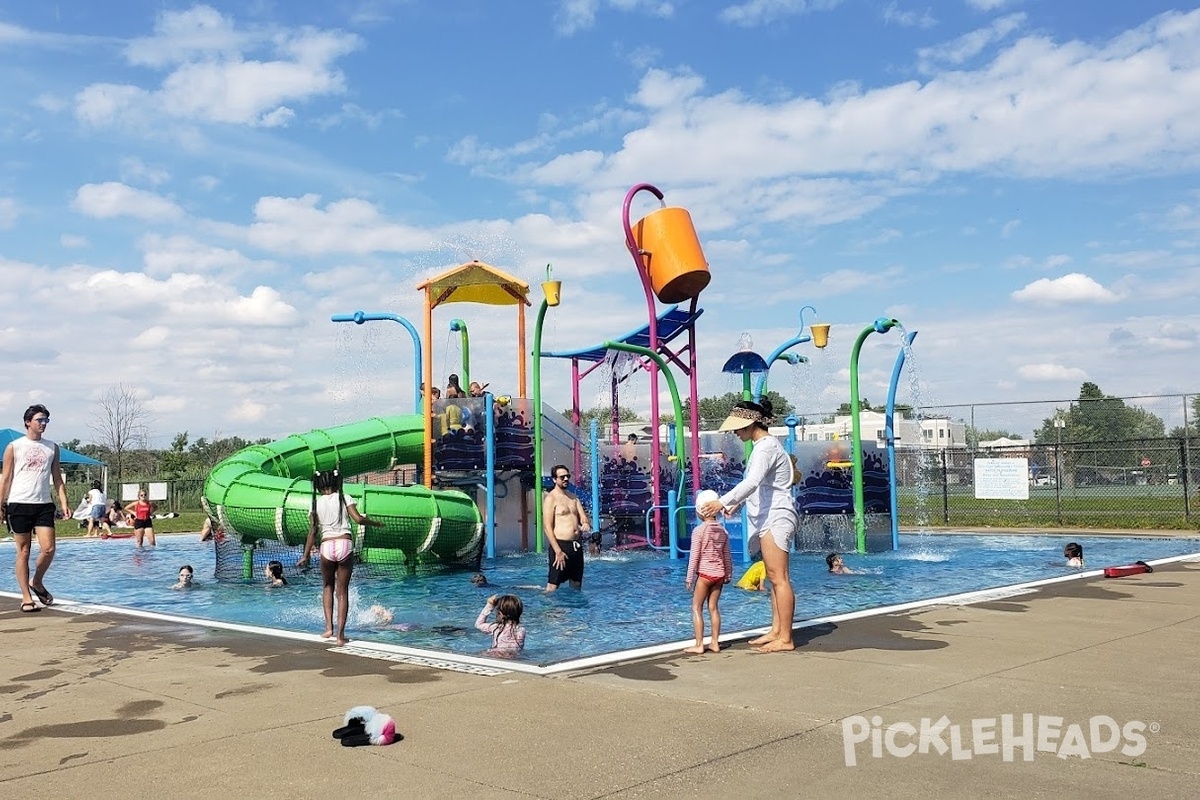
1, 562, 1197, 798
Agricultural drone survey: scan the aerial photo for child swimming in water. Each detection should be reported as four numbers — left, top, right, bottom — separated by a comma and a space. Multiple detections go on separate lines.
1064, 542, 1084, 568
475, 594, 526, 656
264, 560, 289, 587
172, 565, 195, 589
826, 553, 855, 574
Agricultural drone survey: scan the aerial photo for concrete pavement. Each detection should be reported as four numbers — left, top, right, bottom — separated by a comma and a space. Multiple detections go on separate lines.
1, 561, 1197, 798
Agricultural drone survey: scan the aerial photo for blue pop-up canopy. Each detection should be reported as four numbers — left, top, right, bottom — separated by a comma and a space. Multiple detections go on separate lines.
0, 429, 105, 466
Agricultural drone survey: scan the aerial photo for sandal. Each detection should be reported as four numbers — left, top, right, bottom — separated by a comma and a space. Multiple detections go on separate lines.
30, 584, 53, 606
20, 602, 41, 613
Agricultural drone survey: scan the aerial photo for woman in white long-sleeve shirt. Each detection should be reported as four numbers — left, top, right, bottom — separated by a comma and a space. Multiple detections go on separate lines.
701, 399, 798, 652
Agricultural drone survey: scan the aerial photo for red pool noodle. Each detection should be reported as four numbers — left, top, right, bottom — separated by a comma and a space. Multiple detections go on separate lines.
1103, 561, 1153, 578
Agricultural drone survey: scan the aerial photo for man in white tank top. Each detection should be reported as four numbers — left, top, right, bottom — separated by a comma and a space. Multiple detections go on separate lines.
0, 404, 71, 612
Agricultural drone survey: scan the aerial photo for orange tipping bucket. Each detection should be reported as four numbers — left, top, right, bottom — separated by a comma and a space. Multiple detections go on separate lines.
633, 206, 710, 304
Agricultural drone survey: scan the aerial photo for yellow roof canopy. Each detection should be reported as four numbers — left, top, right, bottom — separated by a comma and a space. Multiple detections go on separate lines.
417, 260, 531, 309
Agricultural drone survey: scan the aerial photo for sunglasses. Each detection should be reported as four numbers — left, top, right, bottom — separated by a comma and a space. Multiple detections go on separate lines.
32, 417, 50, 424
554, 474, 570, 480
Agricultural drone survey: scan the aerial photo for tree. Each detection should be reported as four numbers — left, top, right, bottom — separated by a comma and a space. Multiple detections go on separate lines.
89, 384, 151, 485
966, 427, 1022, 449
565, 405, 643, 429
1033, 382, 1165, 446
684, 391, 794, 429
836, 398, 874, 415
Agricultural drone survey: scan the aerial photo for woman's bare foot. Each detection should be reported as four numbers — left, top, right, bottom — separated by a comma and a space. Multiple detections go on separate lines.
335, 637, 349, 647
322, 629, 334, 640
707, 644, 721, 653
748, 634, 773, 646
755, 640, 795, 653
682, 645, 706, 655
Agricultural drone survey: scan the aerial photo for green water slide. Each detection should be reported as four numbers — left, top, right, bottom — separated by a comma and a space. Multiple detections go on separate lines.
203, 415, 482, 565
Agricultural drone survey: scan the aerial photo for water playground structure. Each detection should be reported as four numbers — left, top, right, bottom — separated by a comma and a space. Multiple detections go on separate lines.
202, 182, 921, 579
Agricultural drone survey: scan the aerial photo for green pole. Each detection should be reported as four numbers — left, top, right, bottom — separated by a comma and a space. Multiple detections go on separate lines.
449, 318, 470, 387
602, 341, 686, 469
532, 300, 551, 554
850, 317, 898, 552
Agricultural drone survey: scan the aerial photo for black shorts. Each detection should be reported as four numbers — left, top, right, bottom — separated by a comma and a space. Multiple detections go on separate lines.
133, 518, 153, 530
547, 539, 584, 586
5, 502, 57, 535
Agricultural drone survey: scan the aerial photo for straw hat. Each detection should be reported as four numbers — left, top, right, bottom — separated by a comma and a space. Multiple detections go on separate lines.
717, 405, 769, 432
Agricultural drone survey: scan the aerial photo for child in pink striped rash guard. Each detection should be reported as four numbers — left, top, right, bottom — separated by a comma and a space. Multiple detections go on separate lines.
683, 489, 733, 654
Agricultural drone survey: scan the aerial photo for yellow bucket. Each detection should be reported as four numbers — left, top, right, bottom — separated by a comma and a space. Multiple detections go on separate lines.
811, 323, 831, 349
542, 280, 562, 307
633, 206, 710, 303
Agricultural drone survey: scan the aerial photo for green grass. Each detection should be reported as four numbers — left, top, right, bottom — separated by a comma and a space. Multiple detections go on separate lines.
898, 487, 1199, 530
54, 511, 208, 538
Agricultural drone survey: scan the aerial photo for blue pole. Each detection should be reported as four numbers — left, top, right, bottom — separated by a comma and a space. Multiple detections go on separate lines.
330, 311, 423, 412
590, 418, 601, 533
485, 391, 497, 558
885, 330, 918, 552
667, 488, 679, 559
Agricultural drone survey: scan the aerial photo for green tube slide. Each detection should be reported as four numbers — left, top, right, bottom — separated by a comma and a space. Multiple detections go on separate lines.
203, 415, 482, 566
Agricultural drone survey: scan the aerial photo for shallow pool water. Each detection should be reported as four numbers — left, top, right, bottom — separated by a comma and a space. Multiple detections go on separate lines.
2, 533, 1197, 666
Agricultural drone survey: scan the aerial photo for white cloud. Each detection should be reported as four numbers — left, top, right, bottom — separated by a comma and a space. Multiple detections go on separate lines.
72, 182, 183, 221
119, 156, 171, 186
719, 0, 842, 28
918, 13, 1025, 72
554, 0, 676, 36
1011, 273, 1120, 304
0, 198, 17, 229
966, 0, 1012, 11
882, 2, 936, 29
1017, 363, 1089, 381
242, 194, 430, 255
75, 8, 360, 129
1001, 219, 1021, 237
138, 234, 267, 277
60, 234, 90, 249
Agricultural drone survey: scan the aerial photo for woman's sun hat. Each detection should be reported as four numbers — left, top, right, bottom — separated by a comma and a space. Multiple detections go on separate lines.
717, 405, 770, 432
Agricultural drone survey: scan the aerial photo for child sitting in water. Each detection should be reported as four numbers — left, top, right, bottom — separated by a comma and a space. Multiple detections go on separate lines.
475, 594, 526, 656
826, 553, 855, 574
173, 565, 195, 589
264, 560, 289, 587
1064, 542, 1084, 568
735, 559, 767, 591
588, 531, 603, 556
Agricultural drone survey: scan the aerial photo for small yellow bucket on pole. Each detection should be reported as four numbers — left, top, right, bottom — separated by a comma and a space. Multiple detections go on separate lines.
633, 206, 710, 304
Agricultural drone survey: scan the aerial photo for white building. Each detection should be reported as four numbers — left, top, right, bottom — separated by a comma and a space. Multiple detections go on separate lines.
769, 410, 966, 450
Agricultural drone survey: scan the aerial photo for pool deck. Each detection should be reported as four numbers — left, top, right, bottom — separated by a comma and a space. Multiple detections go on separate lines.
1, 561, 1198, 798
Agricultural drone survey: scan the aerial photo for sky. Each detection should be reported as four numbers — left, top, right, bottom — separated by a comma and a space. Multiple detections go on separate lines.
2, 0, 1200, 449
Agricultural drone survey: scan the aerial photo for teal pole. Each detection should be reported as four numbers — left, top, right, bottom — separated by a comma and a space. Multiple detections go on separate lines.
850, 317, 899, 552
449, 318, 470, 387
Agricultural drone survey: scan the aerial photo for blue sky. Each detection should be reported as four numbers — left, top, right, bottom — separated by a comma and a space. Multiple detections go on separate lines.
2, 0, 1199, 447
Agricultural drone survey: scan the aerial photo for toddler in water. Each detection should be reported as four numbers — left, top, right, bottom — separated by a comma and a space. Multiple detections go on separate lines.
475, 594, 526, 656
826, 553, 855, 574
264, 560, 289, 587
172, 565, 195, 589
1064, 542, 1084, 568
683, 490, 733, 655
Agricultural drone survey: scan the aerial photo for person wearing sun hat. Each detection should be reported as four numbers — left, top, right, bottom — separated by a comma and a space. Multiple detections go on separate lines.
700, 398, 799, 653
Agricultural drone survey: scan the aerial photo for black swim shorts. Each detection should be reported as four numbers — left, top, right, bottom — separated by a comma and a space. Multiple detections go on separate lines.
547, 538, 585, 586
4, 502, 57, 534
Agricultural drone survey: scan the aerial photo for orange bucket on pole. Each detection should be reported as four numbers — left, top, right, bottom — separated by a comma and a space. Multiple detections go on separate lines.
633, 206, 710, 304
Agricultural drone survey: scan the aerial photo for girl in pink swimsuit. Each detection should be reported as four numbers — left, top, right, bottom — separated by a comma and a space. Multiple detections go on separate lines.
298, 470, 382, 646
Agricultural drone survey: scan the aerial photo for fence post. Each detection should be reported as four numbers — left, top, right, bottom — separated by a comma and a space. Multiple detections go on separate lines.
1182, 438, 1191, 522
1054, 440, 1063, 525
940, 449, 949, 524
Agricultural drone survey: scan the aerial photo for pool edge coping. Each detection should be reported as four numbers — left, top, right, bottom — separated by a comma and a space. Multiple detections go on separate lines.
4, 551, 1198, 678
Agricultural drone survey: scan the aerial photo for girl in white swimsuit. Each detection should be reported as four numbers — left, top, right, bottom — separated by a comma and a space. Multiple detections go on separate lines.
298, 469, 382, 646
